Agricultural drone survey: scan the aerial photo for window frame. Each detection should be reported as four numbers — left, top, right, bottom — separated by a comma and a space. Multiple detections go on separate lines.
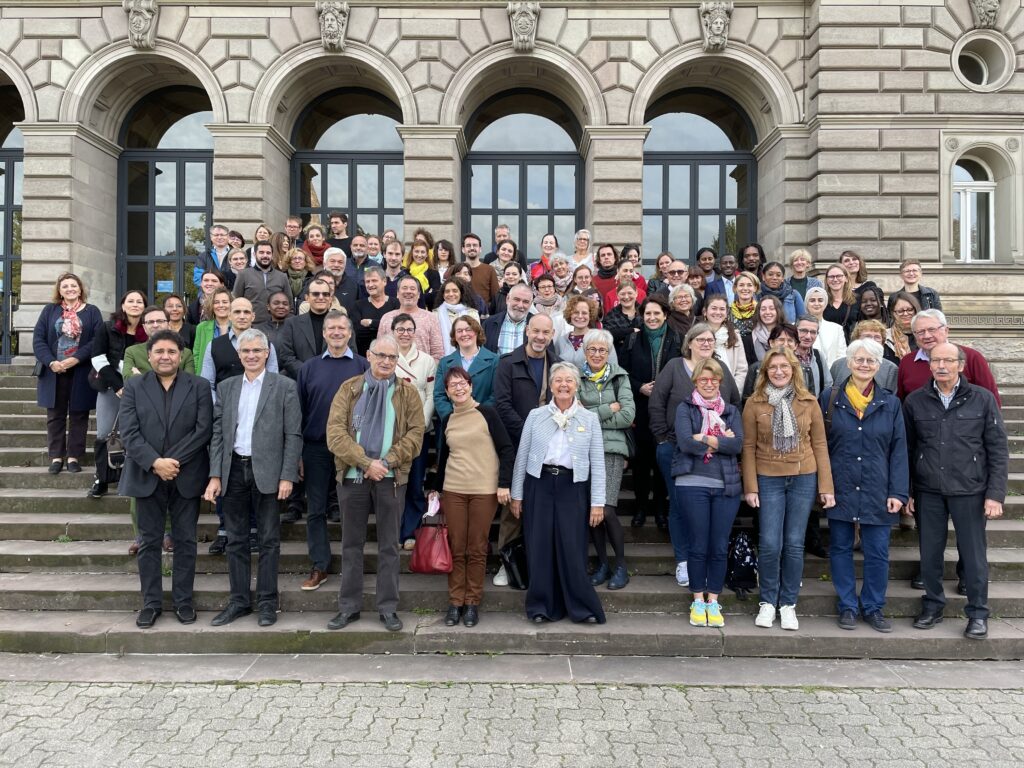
952, 157, 996, 263
0, 148, 23, 362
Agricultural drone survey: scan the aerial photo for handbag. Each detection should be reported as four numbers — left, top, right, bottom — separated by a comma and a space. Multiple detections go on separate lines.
409, 497, 452, 574
32, 360, 46, 377
87, 367, 107, 392
498, 536, 529, 590
105, 414, 126, 472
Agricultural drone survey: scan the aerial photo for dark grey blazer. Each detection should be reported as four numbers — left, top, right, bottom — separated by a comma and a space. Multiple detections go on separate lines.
117, 371, 213, 500
277, 312, 321, 379
210, 371, 302, 495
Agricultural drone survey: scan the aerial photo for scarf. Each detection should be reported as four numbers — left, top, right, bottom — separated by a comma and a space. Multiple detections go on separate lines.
765, 382, 799, 454
691, 389, 727, 463
352, 370, 395, 473
303, 240, 329, 266
408, 260, 431, 292
643, 323, 668, 380
596, 265, 617, 280
760, 282, 795, 303
751, 323, 771, 359
60, 301, 84, 341
548, 398, 579, 431
553, 272, 572, 295
731, 300, 756, 321
583, 362, 610, 391
845, 379, 874, 419
114, 318, 147, 343
437, 302, 468, 355
287, 268, 307, 298
568, 333, 585, 351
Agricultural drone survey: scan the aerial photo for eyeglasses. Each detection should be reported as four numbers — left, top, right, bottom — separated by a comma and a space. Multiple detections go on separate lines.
913, 324, 945, 337
693, 338, 715, 346
309, 292, 331, 298
851, 357, 879, 367
797, 328, 818, 336
372, 352, 399, 362
667, 270, 687, 276
393, 327, 415, 334
143, 319, 167, 326
695, 377, 720, 385
767, 365, 792, 373
826, 274, 845, 281
894, 308, 916, 315
585, 347, 609, 355
447, 380, 470, 390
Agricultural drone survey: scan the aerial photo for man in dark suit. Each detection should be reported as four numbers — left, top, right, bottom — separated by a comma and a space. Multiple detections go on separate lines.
204, 328, 302, 627
118, 330, 213, 629
704, 254, 738, 303
483, 283, 534, 354
277, 276, 334, 378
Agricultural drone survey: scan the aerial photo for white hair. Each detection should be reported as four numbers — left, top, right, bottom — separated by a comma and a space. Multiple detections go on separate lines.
846, 338, 883, 365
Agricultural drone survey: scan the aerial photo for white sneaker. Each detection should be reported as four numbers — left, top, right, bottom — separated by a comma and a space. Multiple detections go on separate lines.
675, 562, 689, 587
492, 565, 508, 587
780, 604, 799, 631
755, 602, 776, 628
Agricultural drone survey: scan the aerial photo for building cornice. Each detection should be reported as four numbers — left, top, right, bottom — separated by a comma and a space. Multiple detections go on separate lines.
579, 125, 650, 160
204, 123, 294, 157
397, 125, 468, 158
807, 116, 1024, 132
14, 122, 121, 157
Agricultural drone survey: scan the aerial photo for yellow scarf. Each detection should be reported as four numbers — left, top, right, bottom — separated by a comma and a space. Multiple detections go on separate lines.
408, 260, 431, 292
844, 379, 874, 419
731, 300, 756, 321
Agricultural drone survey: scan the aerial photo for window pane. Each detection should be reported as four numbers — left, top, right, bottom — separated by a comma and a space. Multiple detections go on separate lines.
383, 215, 403, 241
357, 164, 379, 208
527, 165, 548, 210
354, 214, 378, 237
126, 211, 149, 256
698, 215, 719, 253
0, 211, 5, 256
725, 214, 747, 257
185, 162, 206, 206
643, 165, 662, 209
668, 165, 690, 209
554, 215, 576, 251
471, 164, 492, 209
667, 215, 690, 258
952, 192, 962, 260
155, 211, 176, 257
126, 261, 149, 295
12, 161, 22, 205
725, 165, 738, 208
527, 216, 549, 259
153, 261, 176, 303
126, 161, 149, 206
503, 220, 520, 245
471, 114, 575, 152
183, 211, 207, 261
155, 161, 176, 206
327, 164, 349, 208
554, 165, 575, 209
642, 215, 662, 262
974, 191, 991, 261
384, 165, 403, 209
472, 215, 492, 242
698, 165, 719, 209
11, 211, 21, 258
299, 163, 321, 208
498, 165, 519, 209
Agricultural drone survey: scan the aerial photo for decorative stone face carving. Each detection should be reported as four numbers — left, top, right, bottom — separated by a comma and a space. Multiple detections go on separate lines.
123, 0, 159, 50
969, 0, 1000, 29
316, 0, 350, 52
699, 1, 733, 53
508, 2, 541, 53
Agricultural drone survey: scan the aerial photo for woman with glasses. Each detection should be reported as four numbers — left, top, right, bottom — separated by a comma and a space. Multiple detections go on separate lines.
701, 294, 748, 386
570, 229, 594, 271
434, 316, 499, 422
886, 291, 921, 359
820, 338, 908, 633
803, 286, 847, 367
667, 284, 698, 338
830, 320, 899, 391
533, 274, 566, 322
554, 296, 611, 369
823, 264, 860, 341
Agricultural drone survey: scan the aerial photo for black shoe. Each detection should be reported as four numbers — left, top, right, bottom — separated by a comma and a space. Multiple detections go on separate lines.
208, 534, 227, 555
444, 605, 462, 627
630, 512, 645, 528
174, 605, 196, 625
806, 542, 828, 559
327, 611, 360, 630
48, 460, 63, 475
87, 479, 107, 498
249, 532, 258, 554
654, 513, 668, 531
282, 508, 302, 524
136, 607, 161, 628
956, 580, 968, 596
837, 609, 857, 630
210, 604, 252, 627
463, 605, 479, 627
864, 612, 893, 633
589, 563, 611, 586
964, 618, 988, 640
607, 565, 630, 591
912, 611, 943, 629
910, 574, 925, 590
379, 612, 403, 632
327, 508, 341, 523
66, 459, 81, 474
257, 606, 277, 627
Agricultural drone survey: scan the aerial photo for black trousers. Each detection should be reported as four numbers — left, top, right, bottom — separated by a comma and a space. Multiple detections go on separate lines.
917, 490, 989, 619
523, 471, 606, 623
46, 371, 89, 459
136, 481, 199, 610
223, 454, 281, 610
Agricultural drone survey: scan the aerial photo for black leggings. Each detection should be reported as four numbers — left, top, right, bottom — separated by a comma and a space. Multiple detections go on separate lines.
591, 505, 626, 569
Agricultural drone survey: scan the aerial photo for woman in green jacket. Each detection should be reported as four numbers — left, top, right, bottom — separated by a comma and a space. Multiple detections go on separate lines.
191, 287, 232, 374
577, 329, 637, 590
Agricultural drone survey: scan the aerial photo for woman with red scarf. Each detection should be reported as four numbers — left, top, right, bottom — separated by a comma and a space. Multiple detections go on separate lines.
301, 223, 330, 267
529, 233, 559, 281
33, 273, 103, 476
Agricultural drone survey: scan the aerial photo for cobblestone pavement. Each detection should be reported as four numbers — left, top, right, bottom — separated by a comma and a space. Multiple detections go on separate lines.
1, 682, 1023, 767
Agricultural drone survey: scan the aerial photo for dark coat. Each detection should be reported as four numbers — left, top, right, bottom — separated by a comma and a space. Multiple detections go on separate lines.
618, 325, 683, 439
117, 371, 213, 499
276, 312, 323, 378
671, 400, 744, 497
482, 311, 512, 353
33, 303, 103, 412
92, 319, 146, 392
903, 380, 1008, 502
819, 379, 909, 525
492, 344, 557, 446
649, 356, 741, 444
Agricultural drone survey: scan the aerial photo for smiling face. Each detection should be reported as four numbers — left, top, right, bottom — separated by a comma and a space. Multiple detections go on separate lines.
553, 260, 570, 278
229, 251, 248, 271
584, 339, 610, 370
695, 371, 721, 399
363, 271, 383, 298
123, 291, 146, 319
397, 278, 421, 308
704, 297, 727, 326
689, 330, 716, 360
797, 321, 818, 351
826, 268, 847, 293
550, 368, 578, 405
306, 280, 333, 314
443, 282, 461, 305
735, 276, 756, 302
502, 263, 522, 286
453, 318, 478, 352
148, 339, 181, 377
893, 299, 916, 329
411, 243, 429, 264
911, 315, 948, 353
366, 237, 381, 256
574, 268, 592, 289
446, 371, 473, 406
841, 253, 861, 276
200, 273, 221, 295
673, 290, 693, 313
306, 229, 324, 248
289, 251, 307, 271
643, 302, 666, 330
164, 297, 184, 322
255, 225, 271, 242
860, 291, 880, 318
497, 241, 515, 263
369, 339, 399, 379
656, 254, 672, 277
758, 300, 778, 326
617, 262, 635, 281
506, 286, 533, 321
666, 261, 688, 286
765, 353, 794, 388
392, 320, 416, 353
59, 277, 82, 303
541, 235, 557, 257
574, 232, 590, 255
212, 293, 231, 320
791, 253, 811, 276
285, 220, 302, 239
536, 279, 555, 299
698, 251, 716, 273
762, 264, 784, 290
719, 255, 738, 277
324, 315, 352, 353
805, 293, 826, 316
238, 338, 269, 376
525, 314, 554, 355
211, 227, 229, 250
569, 302, 591, 331
742, 247, 761, 271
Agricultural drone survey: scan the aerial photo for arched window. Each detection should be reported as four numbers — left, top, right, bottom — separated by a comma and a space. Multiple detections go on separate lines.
952, 157, 995, 262
642, 89, 756, 265
118, 86, 213, 305
463, 90, 582, 258
0, 85, 25, 361
291, 88, 404, 238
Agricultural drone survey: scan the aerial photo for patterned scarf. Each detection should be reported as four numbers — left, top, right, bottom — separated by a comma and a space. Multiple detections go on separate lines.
352, 370, 395, 472
583, 363, 610, 391
845, 379, 874, 419
553, 272, 572, 295
765, 382, 799, 454
691, 389, 727, 463
731, 300, 756, 321
60, 301, 84, 341
548, 398, 579, 431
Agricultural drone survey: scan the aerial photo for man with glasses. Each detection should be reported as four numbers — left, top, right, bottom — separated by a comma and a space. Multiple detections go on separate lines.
653, 260, 690, 299
284, 215, 304, 248
904, 342, 1007, 640
887, 259, 942, 313
326, 335, 425, 632
483, 282, 534, 354
278, 278, 334, 379
193, 224, 231, 287
123, 306, 195, 379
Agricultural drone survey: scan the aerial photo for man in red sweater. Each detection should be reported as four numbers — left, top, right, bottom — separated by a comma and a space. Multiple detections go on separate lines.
897, 309, 1000, 405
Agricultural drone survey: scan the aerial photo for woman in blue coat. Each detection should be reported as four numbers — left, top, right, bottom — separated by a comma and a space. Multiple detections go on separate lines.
32, 273, 102, 474
819, 338, 909, 633
433, 315, 499, 421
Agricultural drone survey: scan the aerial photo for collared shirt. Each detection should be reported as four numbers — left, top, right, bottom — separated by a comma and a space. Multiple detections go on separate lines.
200, 327, 279, 400
543, 424, 572, 468
497, 316, 527, 355
933, 377, 960, 410
322, 347, 354, 360
914, 348, 930, 362
233, 369, 265, 456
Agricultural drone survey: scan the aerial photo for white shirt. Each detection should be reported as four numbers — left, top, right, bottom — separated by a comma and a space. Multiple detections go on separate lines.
543, 425, 573, 468
233, 370, 265, 456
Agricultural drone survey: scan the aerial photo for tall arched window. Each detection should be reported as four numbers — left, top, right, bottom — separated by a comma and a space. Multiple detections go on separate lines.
642, 89, 756, 265
0, 85, 24, 362
463, 90, 582, 258
118, 86, 213, 306
952, 157, 995, 262
291, 88, 404, 238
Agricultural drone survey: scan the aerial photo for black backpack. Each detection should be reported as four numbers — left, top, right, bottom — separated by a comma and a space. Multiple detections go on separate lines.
725, 531, 758, 599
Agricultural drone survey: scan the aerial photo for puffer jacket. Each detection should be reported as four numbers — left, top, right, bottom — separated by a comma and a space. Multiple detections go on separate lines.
671, 399, 744, 497
577, 363, 636, 457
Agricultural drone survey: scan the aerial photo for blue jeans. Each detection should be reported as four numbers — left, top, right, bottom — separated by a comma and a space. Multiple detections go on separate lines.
656, 441, 688, 562
676, 485, 741, 594
829, 519, 891, 615
756, 473, 817, 606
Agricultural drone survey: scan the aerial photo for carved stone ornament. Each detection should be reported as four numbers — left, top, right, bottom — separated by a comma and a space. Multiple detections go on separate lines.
945, 137, 961, 151
969, 0, 1000, 29
1007, 137, 1020, 152
700, 1, 733, 53
508, 2, 541, 53
316, 0, 350, 52
123, 0, 159, 50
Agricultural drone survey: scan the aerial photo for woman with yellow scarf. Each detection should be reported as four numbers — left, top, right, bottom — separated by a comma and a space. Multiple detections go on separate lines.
403, 239, 441, 309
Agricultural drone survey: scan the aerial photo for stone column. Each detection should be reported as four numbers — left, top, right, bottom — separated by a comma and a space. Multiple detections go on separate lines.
206, 124, 293, 233
755, 125, 811, 260
14, 123, 119, 356
398, 126, 466, 239
580, 126, 649, 251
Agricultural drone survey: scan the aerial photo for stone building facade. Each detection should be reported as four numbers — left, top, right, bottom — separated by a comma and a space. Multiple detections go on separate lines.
1, 1, 1023, 378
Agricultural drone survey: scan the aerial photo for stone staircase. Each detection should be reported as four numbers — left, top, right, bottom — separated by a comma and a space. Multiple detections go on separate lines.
0, 364, 1022, 659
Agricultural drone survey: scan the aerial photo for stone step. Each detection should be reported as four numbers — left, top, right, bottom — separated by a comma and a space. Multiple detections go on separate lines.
0, 572, 1020, 619
0, 609, 1020, 659
1, 540, 1022, 580
0, 388, 37, 401
0, 365, 38, 377
0, 375, 38, 387
0, 467, 97, 490
0, 447, 94, 467
0, 430, 93, 448
0, 414, 96, 431
0, 401, 49, 415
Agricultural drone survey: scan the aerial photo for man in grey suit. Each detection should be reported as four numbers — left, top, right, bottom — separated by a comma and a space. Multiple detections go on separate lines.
118, 330, 213, 629
204, 328, 302, 627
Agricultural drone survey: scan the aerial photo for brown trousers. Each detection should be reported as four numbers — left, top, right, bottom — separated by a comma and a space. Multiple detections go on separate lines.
444, 491, 498, 606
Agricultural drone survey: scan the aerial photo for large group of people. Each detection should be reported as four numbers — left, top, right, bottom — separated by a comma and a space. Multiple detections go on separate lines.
32, 218, 1008, 640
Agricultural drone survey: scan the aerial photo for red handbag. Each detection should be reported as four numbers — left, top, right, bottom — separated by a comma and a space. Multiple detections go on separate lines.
409, 512, 453, 574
